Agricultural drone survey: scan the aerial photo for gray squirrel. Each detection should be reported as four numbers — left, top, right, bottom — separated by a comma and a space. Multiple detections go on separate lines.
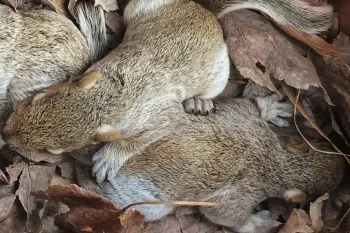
0, 1, 107, 125
73, 93, 344, 233
3, 0, 335, 183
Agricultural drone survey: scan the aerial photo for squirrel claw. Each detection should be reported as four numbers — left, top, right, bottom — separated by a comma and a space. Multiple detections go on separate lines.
183, 97, 214, 116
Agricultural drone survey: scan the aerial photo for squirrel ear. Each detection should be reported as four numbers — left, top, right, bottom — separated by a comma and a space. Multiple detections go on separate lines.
95, 124, 122, 142
76, 71, 102, 90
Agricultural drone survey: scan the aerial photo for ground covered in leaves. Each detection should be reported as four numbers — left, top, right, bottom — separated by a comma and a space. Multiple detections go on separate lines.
1, 0, 350, 232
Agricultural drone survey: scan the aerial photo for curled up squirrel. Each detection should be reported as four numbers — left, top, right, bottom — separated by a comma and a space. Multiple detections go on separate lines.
0, 1, 107, 126
3, 0, 335, 183
74, 93, 345, 233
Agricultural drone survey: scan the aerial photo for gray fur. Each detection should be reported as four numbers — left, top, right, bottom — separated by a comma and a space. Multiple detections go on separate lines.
3, 0, 335, 184
75, 95, 344, 233
197, 0, 334, 34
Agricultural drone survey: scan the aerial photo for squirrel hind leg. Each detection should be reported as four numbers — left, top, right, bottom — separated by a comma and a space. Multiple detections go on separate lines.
199, 186, 277, 233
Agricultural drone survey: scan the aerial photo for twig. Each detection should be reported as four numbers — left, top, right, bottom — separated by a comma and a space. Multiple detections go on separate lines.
280, 82, 350, 163
122, 200, 219, 212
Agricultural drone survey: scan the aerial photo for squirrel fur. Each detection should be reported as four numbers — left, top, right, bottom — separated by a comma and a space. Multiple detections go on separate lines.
0, 2, 107, 116
4, 0, 335, 183
74, 94, 344, 233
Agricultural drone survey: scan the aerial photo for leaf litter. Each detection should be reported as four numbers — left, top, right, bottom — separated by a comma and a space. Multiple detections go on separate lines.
1, 0, 350, 233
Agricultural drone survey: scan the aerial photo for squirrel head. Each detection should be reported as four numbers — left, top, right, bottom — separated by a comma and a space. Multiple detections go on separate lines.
3, 71, 122, 159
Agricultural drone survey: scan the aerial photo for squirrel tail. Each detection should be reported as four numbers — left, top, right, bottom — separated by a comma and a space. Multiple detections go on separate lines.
205, 0, 334, 34
74, 0, 108, 62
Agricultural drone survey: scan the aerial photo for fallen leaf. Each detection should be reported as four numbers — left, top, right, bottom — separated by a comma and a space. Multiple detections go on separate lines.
6, 162, 24, 184
0, 170, 8, 184
279, 26, 347, 56
16, 164, 31, 213
310, 33, 350, 140
220, 10, 330, 103
278, 209, 314, 233
310, 193, 329, 233
0, 195, 16, 219
94, 0, 118, 12
33, 184, 148, 233
0, 200, 26, 233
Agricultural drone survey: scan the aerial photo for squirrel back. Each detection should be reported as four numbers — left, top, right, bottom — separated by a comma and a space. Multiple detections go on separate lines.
75, 96, 344, 233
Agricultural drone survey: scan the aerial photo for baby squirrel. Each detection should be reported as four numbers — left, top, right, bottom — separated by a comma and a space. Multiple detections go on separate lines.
0, 1, 107, 122
3, 0, 335, 183
74, 94, 344, 233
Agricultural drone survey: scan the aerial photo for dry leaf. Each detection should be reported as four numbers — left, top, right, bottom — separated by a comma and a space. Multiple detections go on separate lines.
0, 195, 16, 219
0, 200, 26, 233
278, 209, 314, 233
220, 10, 330, 103
0, 170, 8, 184
279, 26, 347, 56
94, 0, 118, 12
6, 162, 24, 184
33, 184, 147, 233
311, 33, 350, 140
310, 193, 329, 233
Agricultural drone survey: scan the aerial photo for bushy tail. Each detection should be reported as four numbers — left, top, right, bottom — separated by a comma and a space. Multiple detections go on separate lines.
199, 0, 334, 34
74, 0, 107, 62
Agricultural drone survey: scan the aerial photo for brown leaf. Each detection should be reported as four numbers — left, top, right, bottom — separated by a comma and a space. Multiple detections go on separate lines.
16, 163, 31, 213
278, 209, 314, 233
6, 162, 24, 184
310, 33, 350, 140
0, 200, 26, 233
33, 184, 118, 210
33, 184, 147, 233
310, 193, 329, 233
0, 195, 16, 219
94, 0, 118, 12
0, 170, 8, 184
220, 10, 329, 102
279, 26, 347, 56
12, 164, 55, 232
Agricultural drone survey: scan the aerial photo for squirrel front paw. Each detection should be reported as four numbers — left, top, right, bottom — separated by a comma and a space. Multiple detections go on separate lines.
256, 94, 293, 127
92, 143, 128, 183
183, 97, 214, 116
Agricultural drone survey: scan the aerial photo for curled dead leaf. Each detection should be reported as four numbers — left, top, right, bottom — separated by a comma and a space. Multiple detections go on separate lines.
278, 209, 314, 233
310, 193, 329, 233
220, 10, 331, 104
